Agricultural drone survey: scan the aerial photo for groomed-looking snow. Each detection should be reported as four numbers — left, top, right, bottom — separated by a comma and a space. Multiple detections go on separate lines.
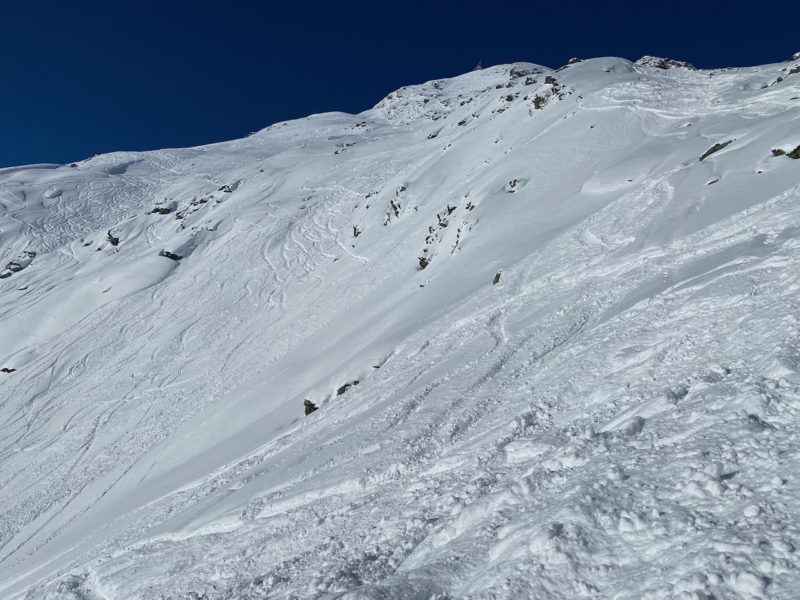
1, 56, 800, 599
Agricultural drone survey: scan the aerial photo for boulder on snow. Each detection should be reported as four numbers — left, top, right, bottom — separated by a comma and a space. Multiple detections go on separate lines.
150, 201, 178, 215
303, 399, 318, 415
336, 380, 360, 396
793, 51, 800, 61
218, 182, 240, 193
1, 367, 16, 373
159, 250, 183, 261
772, 145, 800, 159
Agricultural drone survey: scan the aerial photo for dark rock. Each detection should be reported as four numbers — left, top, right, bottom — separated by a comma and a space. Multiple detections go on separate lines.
418, 256, 430, 270
353, 225, 361, 238
159, 250, 183, 261
699, 140, 732, 161
544, 75, 557, 85
107, 231, 120, 246
492, 271, 501, 285
336, 380, 360, 396
509, 66, 534, 78
568, 57, 582, 65
772, 145, 800, 159
150, 206, 173, 215
1, 367, 15, 373
304, 399, 318, 415
636, 56, 694, 70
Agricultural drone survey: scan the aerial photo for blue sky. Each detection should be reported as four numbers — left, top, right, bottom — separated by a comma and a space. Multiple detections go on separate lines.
1, 1, 798, 167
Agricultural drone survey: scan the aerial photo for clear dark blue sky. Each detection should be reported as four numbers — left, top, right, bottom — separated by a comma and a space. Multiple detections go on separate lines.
2, 1, 798, 167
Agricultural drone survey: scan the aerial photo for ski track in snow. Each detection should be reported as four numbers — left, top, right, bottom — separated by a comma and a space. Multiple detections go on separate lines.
1, 56, 800, 599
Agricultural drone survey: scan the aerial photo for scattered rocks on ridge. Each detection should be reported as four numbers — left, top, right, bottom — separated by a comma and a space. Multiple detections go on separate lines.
636, 55, 695, 70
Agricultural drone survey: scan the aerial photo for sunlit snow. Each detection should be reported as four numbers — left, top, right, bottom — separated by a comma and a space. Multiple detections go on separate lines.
1, 56, 800, 599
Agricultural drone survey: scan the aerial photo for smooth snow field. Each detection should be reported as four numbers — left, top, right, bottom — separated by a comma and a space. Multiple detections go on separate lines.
1, 56, 800, 599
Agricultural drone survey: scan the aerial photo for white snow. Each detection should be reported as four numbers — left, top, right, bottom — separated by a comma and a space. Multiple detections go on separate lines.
1, 55, 800, 599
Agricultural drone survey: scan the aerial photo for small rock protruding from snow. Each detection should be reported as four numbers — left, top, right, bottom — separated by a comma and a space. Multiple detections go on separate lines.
151, 200, 178, 215
336, 380, 360, 396
303, 399, 318, 416
699, 140, 733, 161
793, 51, 800, 60
492, 271, 501, 285
107, 231, 120, 247
1, 367, 16, 374
636, 55, 695, 70
218, 181, 240, 194
159, 250, 183, 261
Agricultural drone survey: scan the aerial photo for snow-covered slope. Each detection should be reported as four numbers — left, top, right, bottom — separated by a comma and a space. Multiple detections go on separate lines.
2, 55, 800, 599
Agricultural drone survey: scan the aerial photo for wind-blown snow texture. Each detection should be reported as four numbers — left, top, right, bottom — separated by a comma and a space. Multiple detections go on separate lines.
2, 56, 800, 599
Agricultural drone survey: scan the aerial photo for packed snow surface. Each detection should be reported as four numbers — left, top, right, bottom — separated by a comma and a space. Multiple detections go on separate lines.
2, 56, 800, 599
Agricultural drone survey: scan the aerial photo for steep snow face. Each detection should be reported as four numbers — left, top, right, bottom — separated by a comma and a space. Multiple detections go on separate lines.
1, 56, 800, 599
